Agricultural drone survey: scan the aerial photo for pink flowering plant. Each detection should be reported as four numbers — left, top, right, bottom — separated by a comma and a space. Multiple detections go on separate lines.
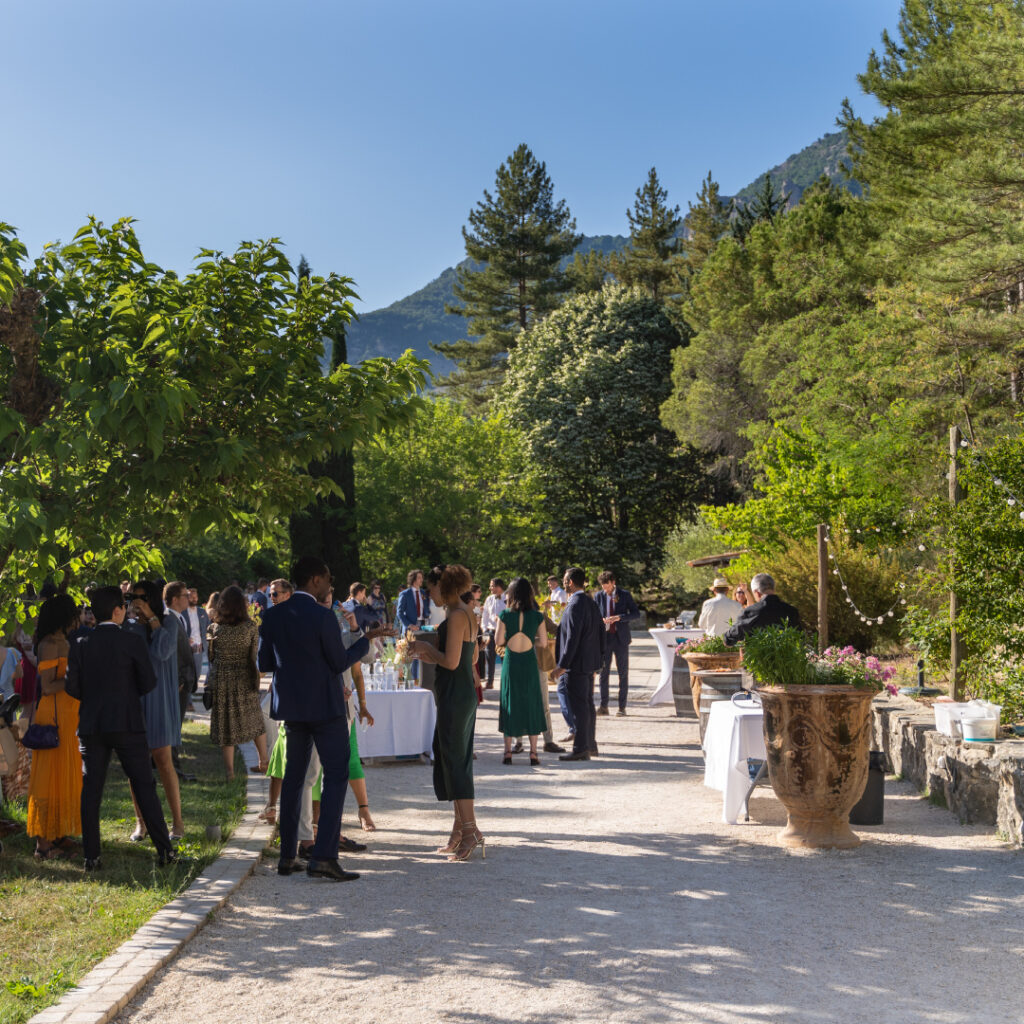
812, 646, 898, 694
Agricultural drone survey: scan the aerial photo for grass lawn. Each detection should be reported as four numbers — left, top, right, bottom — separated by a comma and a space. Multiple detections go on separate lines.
0, 719, 247, 1024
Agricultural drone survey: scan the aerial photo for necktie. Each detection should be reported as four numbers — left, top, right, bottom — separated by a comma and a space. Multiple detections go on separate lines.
607, 593, 617, 633
415, 590, 422, 618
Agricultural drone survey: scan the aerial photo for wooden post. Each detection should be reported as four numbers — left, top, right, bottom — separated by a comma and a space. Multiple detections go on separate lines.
949, 426, 963, 699
817, 523, 829, 652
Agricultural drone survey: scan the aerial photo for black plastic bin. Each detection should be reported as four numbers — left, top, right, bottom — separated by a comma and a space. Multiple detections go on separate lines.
849, 750, 891, 826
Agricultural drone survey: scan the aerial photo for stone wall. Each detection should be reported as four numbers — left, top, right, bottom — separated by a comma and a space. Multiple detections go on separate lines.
871, 696, 1024, 846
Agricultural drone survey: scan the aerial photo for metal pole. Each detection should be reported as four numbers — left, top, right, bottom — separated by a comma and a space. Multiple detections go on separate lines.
817, 523, 829, 652
949, 425, 963, 700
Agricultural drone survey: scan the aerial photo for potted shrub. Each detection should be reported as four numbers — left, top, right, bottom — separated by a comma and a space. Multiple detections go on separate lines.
741, 627, 896, 850
677, 634, 743, 716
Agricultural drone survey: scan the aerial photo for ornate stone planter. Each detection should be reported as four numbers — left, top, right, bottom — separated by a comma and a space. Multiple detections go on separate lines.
682, 651, 743, 716
757, 685, 875, 850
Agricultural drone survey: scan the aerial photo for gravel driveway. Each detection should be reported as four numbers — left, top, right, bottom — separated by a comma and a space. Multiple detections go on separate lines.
114, 639, 1024, 1024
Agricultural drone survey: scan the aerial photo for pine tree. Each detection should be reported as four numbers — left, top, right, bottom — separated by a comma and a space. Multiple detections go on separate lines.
611, 167, 681, 301
565, 249, 608, 295
434, 144, 581, 404
731, 174, 789, 243
675, 172, 731, 286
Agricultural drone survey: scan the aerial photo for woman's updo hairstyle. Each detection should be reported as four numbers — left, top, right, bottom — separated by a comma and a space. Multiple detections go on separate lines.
428, 564, 472, 603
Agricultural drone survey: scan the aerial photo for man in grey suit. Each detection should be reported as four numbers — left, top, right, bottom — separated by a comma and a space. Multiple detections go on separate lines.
163, 581, 198, 782
185, 588, 210, 684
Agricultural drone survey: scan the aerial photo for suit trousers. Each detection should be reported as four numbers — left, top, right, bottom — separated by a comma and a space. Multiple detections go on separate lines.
599, 640, 630, 710
80, 731, 173, 861
484, 632, 498, 686
563, 671, 596, 755
557, 674, 575, 733
279, 716, 349, 861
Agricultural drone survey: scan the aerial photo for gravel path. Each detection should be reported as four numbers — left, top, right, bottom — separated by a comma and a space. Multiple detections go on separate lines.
115, 639, 1024, 1024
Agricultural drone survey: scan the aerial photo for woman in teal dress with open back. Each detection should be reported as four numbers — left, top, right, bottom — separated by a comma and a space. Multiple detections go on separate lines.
408, 563, 484, 862
495, 577, 549, 766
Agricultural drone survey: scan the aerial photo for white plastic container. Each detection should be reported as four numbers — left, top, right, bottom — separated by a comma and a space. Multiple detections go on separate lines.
933, 702, 970, 737
960, 699, 1001, 742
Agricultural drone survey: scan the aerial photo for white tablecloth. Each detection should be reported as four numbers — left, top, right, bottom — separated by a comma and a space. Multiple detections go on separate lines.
358, 689, 436, 758
703, 699, 767, 824
648, 628, 704, 705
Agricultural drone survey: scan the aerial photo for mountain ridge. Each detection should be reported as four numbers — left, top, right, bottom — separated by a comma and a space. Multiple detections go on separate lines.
345, 130, 857, 370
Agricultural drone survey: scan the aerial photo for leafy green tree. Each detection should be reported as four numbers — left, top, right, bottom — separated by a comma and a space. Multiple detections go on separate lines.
501, 285, 710, 585
673, 171, 731, 289
0, 218, 427, 632
355, 399, 544, 590
434, 144, 581, 405
611, 167, 681, 301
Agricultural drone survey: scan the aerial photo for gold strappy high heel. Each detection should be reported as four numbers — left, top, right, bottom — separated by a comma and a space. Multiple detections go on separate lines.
448, 822, 485, 862
437, 822, 461, 854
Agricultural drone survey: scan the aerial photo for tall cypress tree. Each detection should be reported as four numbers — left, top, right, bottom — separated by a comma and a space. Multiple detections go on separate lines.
612, 167, 681, 302
288, 255, 361, 591
434, 144, 581, 405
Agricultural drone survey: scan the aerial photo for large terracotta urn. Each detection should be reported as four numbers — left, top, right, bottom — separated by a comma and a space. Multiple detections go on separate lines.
682, 651, 743, 716
757, 685, 875, 850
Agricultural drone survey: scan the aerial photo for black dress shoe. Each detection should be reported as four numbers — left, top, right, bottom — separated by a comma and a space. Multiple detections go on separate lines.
83, 857, 102, 873
588, 748, 599, 757
296, 843, 314, 861
306, 857, 360, 882
277, 858, 300, 876
544, 742, 566, 753
158, 850, 194, 868
175, 770, 197, 782
559, 752, 591, 761
339, 835, 367, 853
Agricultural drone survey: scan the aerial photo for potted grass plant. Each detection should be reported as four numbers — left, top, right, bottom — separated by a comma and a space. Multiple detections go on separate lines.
741, 626, 895, 850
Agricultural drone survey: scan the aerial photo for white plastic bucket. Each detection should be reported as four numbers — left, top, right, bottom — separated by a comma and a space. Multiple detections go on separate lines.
961, 716, 998, 742
933, 702, 970, 737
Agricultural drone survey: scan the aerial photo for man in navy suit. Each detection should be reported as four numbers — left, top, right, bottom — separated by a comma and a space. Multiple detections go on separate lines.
594, 570, 641, 717
555, 567, 605, 762
258, 556, 385, 881
395, 569, 429, 634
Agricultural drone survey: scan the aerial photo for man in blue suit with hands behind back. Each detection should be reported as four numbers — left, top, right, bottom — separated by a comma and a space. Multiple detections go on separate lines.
258, 556, 390, 882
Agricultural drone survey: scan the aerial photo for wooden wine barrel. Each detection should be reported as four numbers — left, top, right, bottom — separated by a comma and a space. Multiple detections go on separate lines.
681, 652, 743, 716
696, 670, 746, 746
671, 660, 695, 718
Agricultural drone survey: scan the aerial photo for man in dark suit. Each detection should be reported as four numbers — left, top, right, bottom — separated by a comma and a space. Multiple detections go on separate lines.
164, 581, 198, 781
555, 566, 605, 762
258, 556, 384, 882
594, 570, 641, 717
395, 569, 429, 681
186, 588, 211, 685
66, 585, 178, 871
723, 573, 802, 646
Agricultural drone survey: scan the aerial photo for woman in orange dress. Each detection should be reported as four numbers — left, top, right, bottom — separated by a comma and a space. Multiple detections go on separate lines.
26, 594, 84, 860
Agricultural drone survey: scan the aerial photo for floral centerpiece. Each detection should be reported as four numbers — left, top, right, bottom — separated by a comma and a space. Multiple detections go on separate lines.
394, 635, 414, 666
740, 626, 892, 851
677, 633, 730, 655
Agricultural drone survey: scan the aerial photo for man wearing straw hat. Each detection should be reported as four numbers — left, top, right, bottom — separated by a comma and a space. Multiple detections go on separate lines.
698, 578, 743, 637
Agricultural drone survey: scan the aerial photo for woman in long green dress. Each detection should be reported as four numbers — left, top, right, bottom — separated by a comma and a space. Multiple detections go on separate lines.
495, 578, 549, 766
408, 563, 484, 862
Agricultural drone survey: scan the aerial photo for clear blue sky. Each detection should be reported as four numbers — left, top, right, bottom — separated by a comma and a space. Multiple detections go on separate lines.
5, 0, 900, 314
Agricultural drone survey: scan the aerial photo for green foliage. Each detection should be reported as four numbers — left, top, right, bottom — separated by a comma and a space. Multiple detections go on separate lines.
161, 528, 290, 598
354, 399, 544, 593
434, 144, 582, 404
0, 218, 427, 633
730, 173, 789, 243
910, 432, 1024, 718
660, 515, 733, 599
610, 167, 681, 302
501, 285, 710, 586
741, 626, 816, 687
681, 633, 730, 654
738, 536, 908, 652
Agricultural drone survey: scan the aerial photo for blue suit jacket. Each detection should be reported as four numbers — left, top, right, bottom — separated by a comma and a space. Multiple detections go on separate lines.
395, 587, 430, 633
556, 591, 606, 675
593, 587, 641, 647
257, 593, 368, 722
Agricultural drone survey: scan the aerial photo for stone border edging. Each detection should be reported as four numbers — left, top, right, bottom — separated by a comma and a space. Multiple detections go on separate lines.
27, 771, 271, 1024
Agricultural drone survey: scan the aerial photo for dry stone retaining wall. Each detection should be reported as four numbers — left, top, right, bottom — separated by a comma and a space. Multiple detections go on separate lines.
871, 696, 1024, 845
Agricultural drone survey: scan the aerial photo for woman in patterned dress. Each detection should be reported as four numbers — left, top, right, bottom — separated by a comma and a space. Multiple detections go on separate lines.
207, 586, 267, 780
